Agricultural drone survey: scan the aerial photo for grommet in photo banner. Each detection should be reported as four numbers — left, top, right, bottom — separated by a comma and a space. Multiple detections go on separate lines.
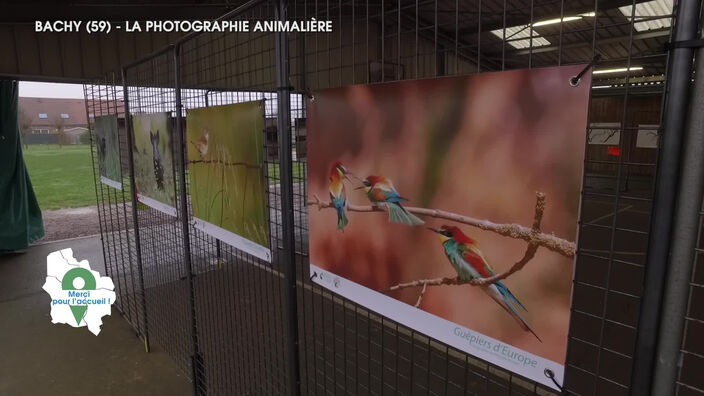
569, 53, 601, 88
303, 89, 315, 103
544, 368, 555, 379
544, 368, 566, 392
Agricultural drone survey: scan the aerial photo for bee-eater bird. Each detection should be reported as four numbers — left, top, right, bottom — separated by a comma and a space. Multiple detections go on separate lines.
329, 161, 352, 230
357, 176, 425, 226
428, 225, 541, 341
191, 128, 209, 158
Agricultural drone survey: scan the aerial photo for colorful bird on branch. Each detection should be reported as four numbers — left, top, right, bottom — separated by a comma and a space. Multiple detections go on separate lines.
357, 176, 425, 226
191, 128, 209, 158
329, 161, 353, 230
428, 225, 541, 341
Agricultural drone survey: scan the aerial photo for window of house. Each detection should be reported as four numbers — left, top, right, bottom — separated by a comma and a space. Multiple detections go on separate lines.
61, 113, 70, 119
38, 113, 48, 119
33, 129, 50, 134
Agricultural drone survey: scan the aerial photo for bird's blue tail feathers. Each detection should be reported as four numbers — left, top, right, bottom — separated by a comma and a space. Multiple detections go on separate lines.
494, 282, 541, 342
333, 197, 348, 230
384, 202, 424, 226
495, 281, 527, 311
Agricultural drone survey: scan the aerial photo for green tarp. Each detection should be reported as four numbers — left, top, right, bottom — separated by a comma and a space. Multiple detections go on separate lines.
0, 80, 44, 250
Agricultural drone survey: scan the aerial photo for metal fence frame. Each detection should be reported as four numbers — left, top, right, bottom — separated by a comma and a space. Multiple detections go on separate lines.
84, 76, 149, 348
83, 0, 704, 394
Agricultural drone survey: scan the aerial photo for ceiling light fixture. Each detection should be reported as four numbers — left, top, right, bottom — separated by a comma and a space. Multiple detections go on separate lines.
531, 12, 596, 27
533, 16, 583, 27
593, 66, 644, 74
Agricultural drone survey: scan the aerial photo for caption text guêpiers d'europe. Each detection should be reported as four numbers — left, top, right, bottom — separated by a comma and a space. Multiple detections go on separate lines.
35, 19, 334, 35
454, 327, 540, 368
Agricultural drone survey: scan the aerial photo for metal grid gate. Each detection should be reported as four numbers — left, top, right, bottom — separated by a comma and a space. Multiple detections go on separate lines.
176, 3, 293, 393
288, 1, 671, 395
84, 76, 148, 344
677, 197, 704, 394
122, 48, 197, 375
83, 0, 704, 395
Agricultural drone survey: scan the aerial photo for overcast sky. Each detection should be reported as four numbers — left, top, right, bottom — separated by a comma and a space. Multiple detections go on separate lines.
19, 81, 85, 99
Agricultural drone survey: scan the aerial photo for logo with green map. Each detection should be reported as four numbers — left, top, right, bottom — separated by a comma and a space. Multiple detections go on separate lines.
42, 248, 116, 335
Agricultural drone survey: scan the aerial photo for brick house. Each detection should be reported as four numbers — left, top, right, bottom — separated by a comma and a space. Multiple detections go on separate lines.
18, 97, 89, 144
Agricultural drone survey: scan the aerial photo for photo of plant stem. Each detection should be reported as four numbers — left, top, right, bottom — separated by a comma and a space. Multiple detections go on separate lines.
186, 100, 269, 248
94, 115, 121, 184
307, 65, 592, 364
131, 112, 176, 207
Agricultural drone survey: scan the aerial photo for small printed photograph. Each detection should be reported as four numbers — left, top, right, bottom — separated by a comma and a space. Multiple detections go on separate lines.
94, 115, 121, 189
131, 112, 177, 213
186, 101, 270, 260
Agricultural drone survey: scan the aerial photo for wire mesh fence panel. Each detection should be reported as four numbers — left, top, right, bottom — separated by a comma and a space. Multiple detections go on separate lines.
677, 197, 704, 395
288, 0, 672, 395
87, 0, 683, 394
84, 77, 147, 341
175, 1, 296, 393
123, 52, 195, 375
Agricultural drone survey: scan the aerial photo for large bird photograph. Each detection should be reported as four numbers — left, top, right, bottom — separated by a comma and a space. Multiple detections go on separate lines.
131, 112, 177, 210
307, 65, 591, 367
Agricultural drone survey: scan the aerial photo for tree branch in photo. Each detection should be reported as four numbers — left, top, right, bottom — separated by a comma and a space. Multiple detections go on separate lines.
414, 282, 428, 307
379, 192, 555, 296
308, 191, 574, 258
189, 159, 261, 169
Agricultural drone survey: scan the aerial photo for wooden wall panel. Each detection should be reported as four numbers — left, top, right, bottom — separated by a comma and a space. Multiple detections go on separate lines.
586, 95, 661, 177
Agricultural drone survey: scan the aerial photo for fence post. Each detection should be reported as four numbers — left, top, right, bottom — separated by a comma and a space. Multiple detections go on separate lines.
274, 0, 302, 395
630, 0, 703, 394
121, 68, 151, 352
173, 43, 204, 395
651, 8, 704, 395
84, 82, 112, 314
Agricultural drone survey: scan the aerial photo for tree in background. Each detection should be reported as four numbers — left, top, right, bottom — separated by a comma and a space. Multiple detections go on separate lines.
18, 108, 33, 149
53, 115, 66, 147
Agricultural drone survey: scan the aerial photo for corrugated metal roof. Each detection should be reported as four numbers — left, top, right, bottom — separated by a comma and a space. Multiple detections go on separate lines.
619, 0, 673, 31
490, 25, 550, 49
490, 12, 596, 49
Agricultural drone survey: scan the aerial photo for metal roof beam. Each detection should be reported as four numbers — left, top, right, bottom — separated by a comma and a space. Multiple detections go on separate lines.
460, 0, 654, 35
388, 11, 503, 71
506, 27, 671, 56
0, 3, 232, 22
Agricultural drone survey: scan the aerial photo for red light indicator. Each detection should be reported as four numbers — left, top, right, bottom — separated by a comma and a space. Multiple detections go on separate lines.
607, 146, 621, 156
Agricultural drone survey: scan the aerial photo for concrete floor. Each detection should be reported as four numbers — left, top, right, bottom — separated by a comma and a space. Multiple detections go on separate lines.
0, 236, 191, 396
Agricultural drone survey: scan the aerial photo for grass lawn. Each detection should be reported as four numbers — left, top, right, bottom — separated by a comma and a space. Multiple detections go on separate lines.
22, 144, 306, 211
267, 161, 306, 182
23, 145, 97, 210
